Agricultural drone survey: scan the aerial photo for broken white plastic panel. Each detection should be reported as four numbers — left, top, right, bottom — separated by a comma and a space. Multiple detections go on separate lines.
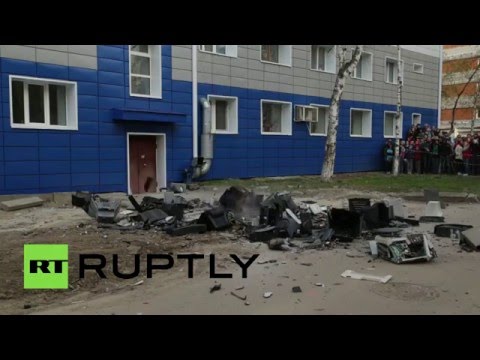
425, 201, 443, 217
369, 241, 378, 257
341, 270, 392, 283
307, 204, 328, 216
285, 208, 302, 225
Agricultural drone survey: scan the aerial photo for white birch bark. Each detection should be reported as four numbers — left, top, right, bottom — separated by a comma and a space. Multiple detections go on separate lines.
392, 45, 403, 176
321, 45, 363, 181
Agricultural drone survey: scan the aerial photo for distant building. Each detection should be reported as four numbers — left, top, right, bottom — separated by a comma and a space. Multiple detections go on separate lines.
0, 45, 441, 195
441, 45, 480, 132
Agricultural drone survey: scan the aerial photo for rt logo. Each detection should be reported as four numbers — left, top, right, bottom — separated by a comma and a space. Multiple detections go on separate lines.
24, 244, 69, 289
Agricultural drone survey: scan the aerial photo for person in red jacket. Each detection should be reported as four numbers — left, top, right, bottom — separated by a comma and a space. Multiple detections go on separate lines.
463, 137, 473, 175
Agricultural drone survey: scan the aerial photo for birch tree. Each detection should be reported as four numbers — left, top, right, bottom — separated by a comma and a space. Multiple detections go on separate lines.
321, 45, 363, 181
443, 58, 480, 135
392, 46, 403, 176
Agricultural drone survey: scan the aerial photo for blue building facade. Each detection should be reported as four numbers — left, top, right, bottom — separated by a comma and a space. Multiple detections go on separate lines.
0, 45, 441, 195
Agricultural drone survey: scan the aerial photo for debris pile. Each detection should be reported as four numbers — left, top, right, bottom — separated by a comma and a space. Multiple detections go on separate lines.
72, 186, 461, 263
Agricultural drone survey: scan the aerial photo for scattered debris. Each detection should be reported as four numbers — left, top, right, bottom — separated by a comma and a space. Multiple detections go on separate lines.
187, 183, 200, 191
434, 224, 473, 238
300, 262, 312, 266
0, 196, 45, 211
170, 182, 186, 193
375, 234, 437, 264
231, 291, 247, 301
346, 253, 364, 258
425, 201, 443, 217
341, 270, 392, 283
23, 304, 32, 309
133, 280, 144, 286
210, 284, 222, 293
461, 228, 480, 251
235, 286, 245, 291
244, 301, 250, 306
369, 240, 378, 257
263, 292, 273, 298
315, 283, 325, 287
292, 286, 302, 293
424, 188, 445, 209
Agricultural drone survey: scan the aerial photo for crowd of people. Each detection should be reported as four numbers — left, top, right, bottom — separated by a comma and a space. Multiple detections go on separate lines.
383, 123, 480, 175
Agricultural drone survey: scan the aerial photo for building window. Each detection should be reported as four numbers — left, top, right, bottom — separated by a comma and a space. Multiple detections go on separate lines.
384, 111, 403, 138
199, 45, 237, 57
413, 63, 424, 74
353, 51, 373, 81
311, 45, 336, 73
385, 57, 404, 84
309, 105, 328, 136
10, 75, 77, 130
260, 45, 292, 66
261, 100, 292, 135
350, 109, 372, 137
412, 113, 422, 125
129, 45, 162, 98
208, 95, 238, 134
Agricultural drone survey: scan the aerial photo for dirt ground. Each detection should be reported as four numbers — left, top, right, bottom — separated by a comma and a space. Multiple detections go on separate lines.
1, 187, 480, 315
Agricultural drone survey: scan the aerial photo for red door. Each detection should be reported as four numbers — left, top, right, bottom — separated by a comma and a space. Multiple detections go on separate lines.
129, 135, 157, 194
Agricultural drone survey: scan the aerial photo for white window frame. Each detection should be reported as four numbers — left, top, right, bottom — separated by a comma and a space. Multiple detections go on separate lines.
129, 45, 162, 99
308, 104, 328, 136
260, 45, 292, 67
352, 50, 373, 81
310, 45, 336, 74
413, 63, 424, 74
199, 45, 238, 58
385, 56, 404, 85
350, 108, 372, 138
260, 99, 292, 136
9, 75, 78, 131
412, 113, 422, 125
384, 111, 403, 139
207, 95, 238, 134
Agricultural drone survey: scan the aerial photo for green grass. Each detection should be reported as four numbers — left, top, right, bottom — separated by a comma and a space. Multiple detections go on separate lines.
202, 172, 480, 195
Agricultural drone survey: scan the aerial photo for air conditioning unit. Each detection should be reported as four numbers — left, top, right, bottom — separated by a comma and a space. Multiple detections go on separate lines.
295, 105, 318, 122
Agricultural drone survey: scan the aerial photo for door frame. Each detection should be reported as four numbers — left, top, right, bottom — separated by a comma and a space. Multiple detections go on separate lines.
127, 132, 167, 195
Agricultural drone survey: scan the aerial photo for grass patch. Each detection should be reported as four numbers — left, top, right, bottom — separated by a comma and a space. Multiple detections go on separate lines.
202, 172, 480, 194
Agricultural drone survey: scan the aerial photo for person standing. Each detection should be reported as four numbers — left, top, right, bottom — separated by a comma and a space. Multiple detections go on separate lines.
414, 139, 422, 175
384, 140, 394, 174
455, 140, 464, 175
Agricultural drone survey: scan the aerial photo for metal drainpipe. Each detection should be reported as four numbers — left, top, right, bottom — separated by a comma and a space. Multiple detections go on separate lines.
438, 45, 443, 129
192, 97, 213, 178
192, 45, 198, 159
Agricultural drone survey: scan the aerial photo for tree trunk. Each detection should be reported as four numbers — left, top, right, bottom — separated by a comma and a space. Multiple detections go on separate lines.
448, 59, 480, 136
321, 45, 363, 181
392, 46, 403, 176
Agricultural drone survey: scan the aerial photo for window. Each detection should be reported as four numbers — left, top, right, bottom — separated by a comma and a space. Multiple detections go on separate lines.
261, 100, 292, 135
309, 105, 328, 136
350, 109, 372, 137
199, 45, 237, 57
10, 76, 77, 130
353, 51, 373, 81
384, 111, 403, 138
208, 95, 238, 134
311, 45, 336, 73
260, 45, 292, 66
129, 45, 162, 98
413, 63, 424, 74
385, 57, 404, 84
412, 113, 422, 125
